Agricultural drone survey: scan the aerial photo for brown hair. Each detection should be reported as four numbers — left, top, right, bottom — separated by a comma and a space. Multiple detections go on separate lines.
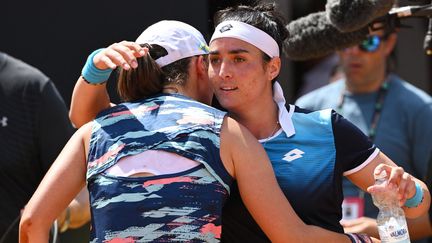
117, 44, 194, 102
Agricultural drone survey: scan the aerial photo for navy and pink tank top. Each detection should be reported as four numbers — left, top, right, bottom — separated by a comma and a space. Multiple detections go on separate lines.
86, 93, 233, 242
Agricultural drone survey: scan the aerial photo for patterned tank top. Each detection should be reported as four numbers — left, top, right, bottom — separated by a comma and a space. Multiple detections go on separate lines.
86, 93, 232, 243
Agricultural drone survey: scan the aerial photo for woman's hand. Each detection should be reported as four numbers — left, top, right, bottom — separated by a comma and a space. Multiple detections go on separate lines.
94, 41, 147, 70
367, 163, 416, 207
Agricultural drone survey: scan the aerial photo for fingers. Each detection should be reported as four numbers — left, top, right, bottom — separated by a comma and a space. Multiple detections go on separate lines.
372, 163, 390, 179
387, 165, 415, 205
371, 237, 380, 243
367, 183, 387, 194
119, 40, 147, 57
340, 218, 362, 227
398, 172, 415, 206
387, 165, 404, 187
93, 41, 147, 70
97, 54, 117, 70
373, 163, 416, 206
341, 218, 371, 234
341, 217, 379, 240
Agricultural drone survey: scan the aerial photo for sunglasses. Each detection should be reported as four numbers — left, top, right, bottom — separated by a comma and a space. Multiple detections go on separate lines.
358, 35, 387, 52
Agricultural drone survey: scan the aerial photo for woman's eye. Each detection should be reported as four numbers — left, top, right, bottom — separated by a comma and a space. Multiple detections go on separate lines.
234, 57, 245, 63
210, 57, 220, 65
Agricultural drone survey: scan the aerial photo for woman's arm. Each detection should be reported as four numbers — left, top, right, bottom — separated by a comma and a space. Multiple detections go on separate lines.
220, 117, 360, 243
69, 78, 111, 128
69, 41, 146, 128
19, 124, 91, 243
406, 213, 432, 240
56, 187, 90, 232
347, 152, 430, 219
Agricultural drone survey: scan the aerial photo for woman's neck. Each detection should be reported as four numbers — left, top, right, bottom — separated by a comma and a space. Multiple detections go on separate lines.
162, 85, 180, 94
230, 100, 280, 140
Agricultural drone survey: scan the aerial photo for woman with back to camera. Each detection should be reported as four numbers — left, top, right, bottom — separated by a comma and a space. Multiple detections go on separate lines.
19, 20, 370, 243
68, 3, 430, 243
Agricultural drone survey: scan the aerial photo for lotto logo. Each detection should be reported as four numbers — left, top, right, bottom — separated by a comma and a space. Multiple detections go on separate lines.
219, 24, 233, 33
283, 149, 305, 162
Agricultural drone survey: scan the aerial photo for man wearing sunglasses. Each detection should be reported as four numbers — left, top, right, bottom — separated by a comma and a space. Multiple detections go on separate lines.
296, 24, 432, 242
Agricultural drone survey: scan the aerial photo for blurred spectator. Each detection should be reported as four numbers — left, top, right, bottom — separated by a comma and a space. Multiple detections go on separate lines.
297, 53, 341, 97
0, 52, 89, 243
296, 21, 432, 242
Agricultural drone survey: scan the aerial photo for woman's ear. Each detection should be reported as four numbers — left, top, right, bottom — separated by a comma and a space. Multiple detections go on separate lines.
194, 55, 212, 105
267, 57, 281, 81
195, 55, 209, 79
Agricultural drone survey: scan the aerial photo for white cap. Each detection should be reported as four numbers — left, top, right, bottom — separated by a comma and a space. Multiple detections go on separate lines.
135, 20, 209, 67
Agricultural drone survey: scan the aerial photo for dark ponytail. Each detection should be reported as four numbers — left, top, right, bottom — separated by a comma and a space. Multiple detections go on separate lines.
117, 43, 194, 102
117, 44, 167, 102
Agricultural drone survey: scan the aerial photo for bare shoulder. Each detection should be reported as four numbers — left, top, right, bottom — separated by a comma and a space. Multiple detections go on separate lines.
222, 117, 258, 153
68, 121, 93, 156
220, 116, 254, 145
73, 122, 92, 141
219, 117, 240, 177
220, 116, 266, 177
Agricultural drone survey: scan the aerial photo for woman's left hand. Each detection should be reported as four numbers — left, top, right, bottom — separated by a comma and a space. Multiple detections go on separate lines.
367, 163, 416, 207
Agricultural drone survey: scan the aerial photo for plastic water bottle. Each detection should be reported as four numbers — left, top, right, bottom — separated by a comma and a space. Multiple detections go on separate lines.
372, 170, 411, 243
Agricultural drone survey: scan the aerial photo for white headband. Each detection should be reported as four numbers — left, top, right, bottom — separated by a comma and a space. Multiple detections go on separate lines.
210, 20, 280, 58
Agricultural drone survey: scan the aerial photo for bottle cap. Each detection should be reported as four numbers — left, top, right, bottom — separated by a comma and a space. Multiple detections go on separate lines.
374, 170, 387, 180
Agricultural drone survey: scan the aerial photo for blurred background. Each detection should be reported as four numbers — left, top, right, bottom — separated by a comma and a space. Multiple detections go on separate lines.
1, 0, 430, 242
1, 0, 430, 106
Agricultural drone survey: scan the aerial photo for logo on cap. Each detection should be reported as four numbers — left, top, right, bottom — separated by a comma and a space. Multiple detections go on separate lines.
219, 24, 233, 33
199, 43, 210, 53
